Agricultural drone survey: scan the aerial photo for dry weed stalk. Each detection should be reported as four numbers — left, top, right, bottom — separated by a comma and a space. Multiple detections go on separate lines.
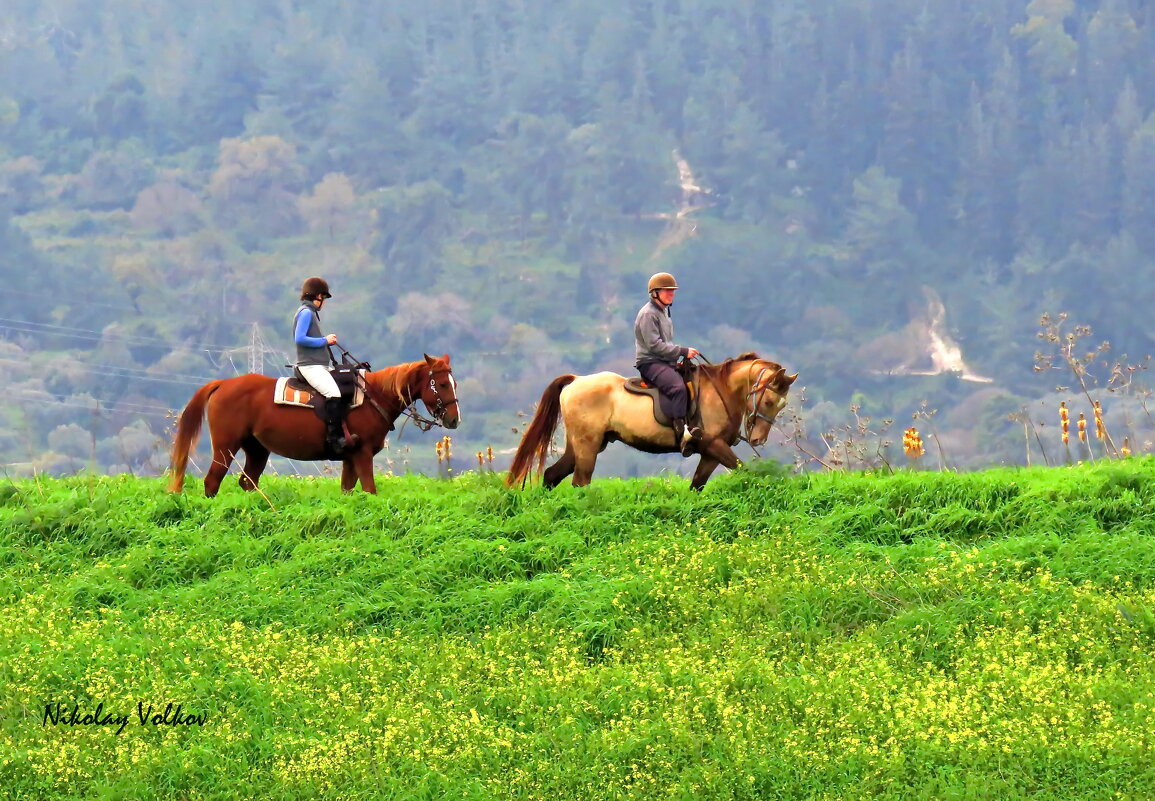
1007, 408, 1050, 467
1036, 313, 1119, 457
913, 401, 951, 471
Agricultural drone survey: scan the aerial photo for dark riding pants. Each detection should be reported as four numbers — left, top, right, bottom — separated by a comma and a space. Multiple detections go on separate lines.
638, 361, 688, 420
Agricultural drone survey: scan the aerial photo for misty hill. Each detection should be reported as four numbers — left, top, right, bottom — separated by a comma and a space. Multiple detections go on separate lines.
1, 0, 1152, 474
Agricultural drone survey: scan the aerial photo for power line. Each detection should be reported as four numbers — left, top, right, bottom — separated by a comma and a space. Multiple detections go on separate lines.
0, 357, 218, 386
6, 388, 174, 414
0, 316, 238, 352
7, 391, 174, 419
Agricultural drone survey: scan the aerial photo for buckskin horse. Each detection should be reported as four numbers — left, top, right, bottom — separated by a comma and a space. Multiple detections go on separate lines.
506, 352, 796, 490
169, 354, 459, 496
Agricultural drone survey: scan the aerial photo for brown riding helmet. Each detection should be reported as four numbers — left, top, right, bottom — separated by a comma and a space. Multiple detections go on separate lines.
300, 276, 332, 300
648, 272, 679, 294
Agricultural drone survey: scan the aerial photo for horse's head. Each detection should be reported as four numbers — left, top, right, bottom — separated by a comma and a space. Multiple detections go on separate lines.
744, 363, 797, 447
419, 353, 460, 429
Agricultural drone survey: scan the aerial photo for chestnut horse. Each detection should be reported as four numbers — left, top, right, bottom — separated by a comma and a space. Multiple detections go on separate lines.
169, 354, 459, 496
506, 353, 796, 490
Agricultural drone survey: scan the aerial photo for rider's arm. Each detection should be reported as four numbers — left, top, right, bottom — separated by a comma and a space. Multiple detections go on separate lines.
294, 309, 330, 348
637, 314, 689, 362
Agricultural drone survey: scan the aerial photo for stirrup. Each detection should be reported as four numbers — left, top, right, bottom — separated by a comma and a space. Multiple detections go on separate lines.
325, 431, 358, 458
680, 425, 701, 457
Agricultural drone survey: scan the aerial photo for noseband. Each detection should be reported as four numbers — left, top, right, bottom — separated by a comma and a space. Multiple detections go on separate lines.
695, 358, 783, 453
425, 370, 459, 421
400, 368, 458, 432
739, 366, 785, 452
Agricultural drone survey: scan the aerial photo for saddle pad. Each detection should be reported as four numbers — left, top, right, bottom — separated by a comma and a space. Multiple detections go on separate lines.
623, 375, 698, 427
623, 377, 671, 426
274, 371, 366, 408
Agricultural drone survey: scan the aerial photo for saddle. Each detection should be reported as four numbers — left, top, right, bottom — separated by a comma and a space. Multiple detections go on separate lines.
274, 366, 366, 420
624, 371, 698, 427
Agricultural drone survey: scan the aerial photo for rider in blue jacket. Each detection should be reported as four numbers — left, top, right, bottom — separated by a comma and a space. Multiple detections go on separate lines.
294, 276, 358, 456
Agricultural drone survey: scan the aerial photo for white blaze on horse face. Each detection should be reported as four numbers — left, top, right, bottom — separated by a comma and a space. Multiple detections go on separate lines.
449, 373, 460, 423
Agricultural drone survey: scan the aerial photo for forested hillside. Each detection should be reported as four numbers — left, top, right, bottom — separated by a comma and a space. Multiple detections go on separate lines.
1, 0, 1153, 475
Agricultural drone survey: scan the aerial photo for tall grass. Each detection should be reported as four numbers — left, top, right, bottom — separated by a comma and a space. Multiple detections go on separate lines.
3, 463, 1155, 799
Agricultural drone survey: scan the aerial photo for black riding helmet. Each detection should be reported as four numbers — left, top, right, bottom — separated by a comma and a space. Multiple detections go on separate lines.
301, 276, 332, 301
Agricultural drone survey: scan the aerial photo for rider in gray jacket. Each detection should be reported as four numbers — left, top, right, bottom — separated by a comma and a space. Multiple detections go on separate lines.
635, 272, 701, 456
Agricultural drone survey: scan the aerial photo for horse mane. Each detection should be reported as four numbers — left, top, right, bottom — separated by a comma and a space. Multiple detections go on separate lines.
368, 355, 451, 405
386, 361, 420, 398
366, 360, 423, 406
700, 351, 782, 381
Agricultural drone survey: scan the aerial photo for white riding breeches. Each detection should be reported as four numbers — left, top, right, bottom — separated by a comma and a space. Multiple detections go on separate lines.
297, 364, 341, 399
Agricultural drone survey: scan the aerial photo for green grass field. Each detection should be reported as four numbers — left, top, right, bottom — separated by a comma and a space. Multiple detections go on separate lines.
3, 462, 1155, 800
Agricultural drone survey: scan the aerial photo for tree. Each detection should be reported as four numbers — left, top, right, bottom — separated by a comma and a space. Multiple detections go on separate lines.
713, 103, 789, 224
130, 180, 204, 237
469, 113, 572, 239
252, 28, 342, 143
955, 84, 1016, 263
177, 34, 263, 147
1012, 0, 1079, 82
0, 156, 46, 214
372, 180, 458, 304
844, 166, 920, 268
93, 74, 148, 142
1121, 117, 1155, 254
71, 147, 156, 211
321, 60, 412, 188
1084, 0, 1140, 120
208, 135, 304, 240
386, 291, 474, 356
298, 173, 359, 241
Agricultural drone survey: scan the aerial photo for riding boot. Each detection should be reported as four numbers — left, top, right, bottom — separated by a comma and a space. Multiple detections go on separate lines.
683, 418, 703, 457
671, 417, 687, 455
324, 397, 359, 457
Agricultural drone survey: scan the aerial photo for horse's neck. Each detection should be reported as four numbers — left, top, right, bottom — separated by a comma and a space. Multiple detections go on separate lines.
703, 362, 749, 405
730, 361, 772, 392
368, 362, 422, 407
702, 361, 764, 423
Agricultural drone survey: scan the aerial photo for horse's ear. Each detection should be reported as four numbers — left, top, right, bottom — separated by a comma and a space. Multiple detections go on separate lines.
442, 353, 451, 365
784, 372, 798, 386
423, 353, 435, 366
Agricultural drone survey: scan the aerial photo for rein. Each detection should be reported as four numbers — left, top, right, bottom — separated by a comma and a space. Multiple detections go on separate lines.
332, 345, 454, 434
691, 354, 775, 454
400, 365, 459, 433
386, 367, 453, 435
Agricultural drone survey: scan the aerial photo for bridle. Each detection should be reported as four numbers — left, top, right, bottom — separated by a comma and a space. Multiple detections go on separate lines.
739, 365, 785, 454
332, 344, 458, 433
693, 355, 783, 455
400, 367, 458, 432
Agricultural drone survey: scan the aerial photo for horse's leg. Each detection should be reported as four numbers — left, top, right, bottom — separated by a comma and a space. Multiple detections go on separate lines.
340, 459, 358, 492
238, 438, 270, 491
569, 436, 600, 488
204, 443, 238, 498
351, 450, 377, 494
690, 455, 721, 491
691, 438, 742, 490
543, 442, 576, 489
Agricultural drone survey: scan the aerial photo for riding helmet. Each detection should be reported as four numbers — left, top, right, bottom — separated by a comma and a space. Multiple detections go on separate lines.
300, 276, 332, 300
648, 272, 679, 294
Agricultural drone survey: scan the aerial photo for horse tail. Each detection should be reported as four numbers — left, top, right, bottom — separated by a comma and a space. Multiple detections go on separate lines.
506, 374, 576, 488
168, 380, 225, 493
